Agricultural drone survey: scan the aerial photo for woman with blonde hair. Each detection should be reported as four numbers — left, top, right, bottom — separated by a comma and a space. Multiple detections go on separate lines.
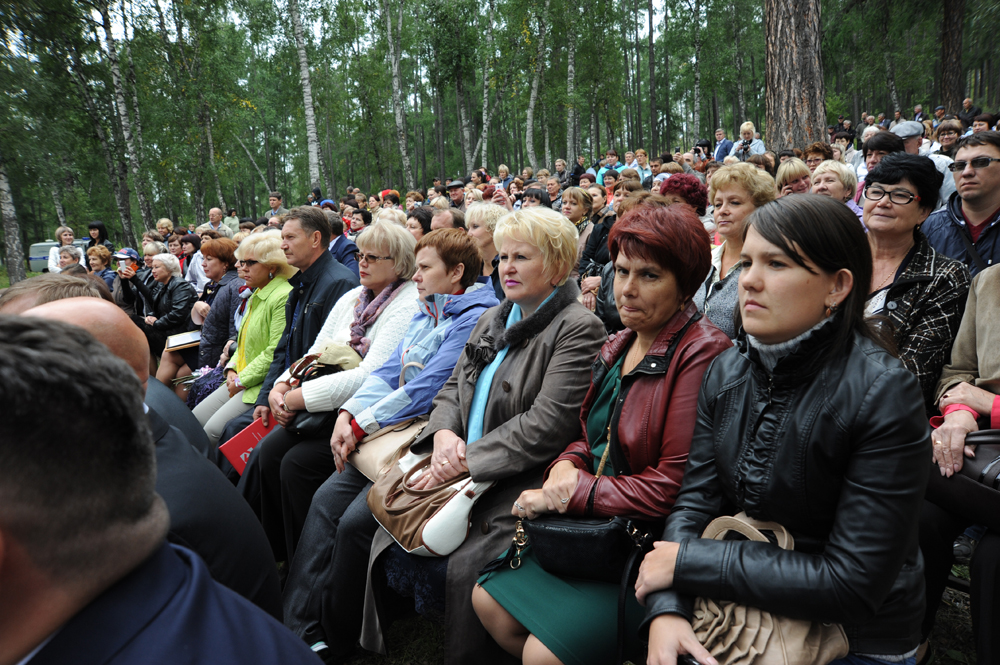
378, 208, 407, 227
193, 233, 297, 445
811, 160, 863, 221
775, 157, 812, 197
48, 225, 84, 273
465, 202, 508, 299
465, 188, 484, 208
728, 121, 766, 161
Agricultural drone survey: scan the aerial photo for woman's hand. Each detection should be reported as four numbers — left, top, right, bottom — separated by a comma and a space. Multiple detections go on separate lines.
939, 382, 995, 415
217, 340, 235, 367
144, 315, 157, 325
779, 185, 794, 198
192, 301, 211, 319
225, 370, 243, 398
581, 275, 602, 294
646, 614, 718, 665
510, 489, 550, 519
492, 187, 513, 211
266, 382, 296, 427
932, 409, 978, 477
429, 429, 469, 484
540, 460, 580, 514
331, 411, 359, 473
582, 291, 597, 311
282, 387, 306, 412
635, 541, 681, 605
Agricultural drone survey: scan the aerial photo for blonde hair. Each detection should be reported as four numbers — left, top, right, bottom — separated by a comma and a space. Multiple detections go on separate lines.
231, 231, 249, 244
661, 162, 683, 174
465, 202, 507, 234
493, 207, 579, 286
357, 221, 417, 280
708, 162, 778, 208
775, 158, 811, 191
555, 159, 567, 168
536, 169, 551, 179
465, 189, 484, 203
54, 226, 74, 244
156, 218, 174, 233
498, 164, 510, 177
740, 121, 756, 135
235, 232, 297, 279
722, 156, 739, 165
379, 208, 407, 226
430, 196, 451, 210
152, 253, 182, 278
812, 160, 858, 194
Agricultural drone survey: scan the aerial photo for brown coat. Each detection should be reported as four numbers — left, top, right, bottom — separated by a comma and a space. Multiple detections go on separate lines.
361, 279, 606, 664
935, 263, 1000, 402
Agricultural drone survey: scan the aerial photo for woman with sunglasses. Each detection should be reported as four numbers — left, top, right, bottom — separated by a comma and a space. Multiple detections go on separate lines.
193, 232, 295, 446
862, 153, 970, 412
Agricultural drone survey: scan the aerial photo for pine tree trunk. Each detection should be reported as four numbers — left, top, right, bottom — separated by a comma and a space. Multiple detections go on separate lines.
0, 148, 26, 283
384, 0, 415, 190
525, 0, 551, 173
691, 0, 702, 142
940, 0, 965, 114
731, 0, 747, 127
647, 0, 657, 155
288, 0, 322, 189
764, 0, 826, 151
99, 1, 148, 242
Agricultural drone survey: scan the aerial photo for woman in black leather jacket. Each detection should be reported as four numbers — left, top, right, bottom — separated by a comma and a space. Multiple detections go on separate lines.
635, 195, 931, 665
129, 252, 197, 362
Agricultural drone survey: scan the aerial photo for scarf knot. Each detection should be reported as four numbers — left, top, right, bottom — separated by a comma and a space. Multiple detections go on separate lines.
349, 279, 408, 357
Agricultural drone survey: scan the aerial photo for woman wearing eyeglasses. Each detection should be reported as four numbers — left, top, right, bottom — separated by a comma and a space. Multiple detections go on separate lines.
246, 221, 420, 566
863, 153, 970, 412
193, 232, 296, 446
933, 120, 964, 159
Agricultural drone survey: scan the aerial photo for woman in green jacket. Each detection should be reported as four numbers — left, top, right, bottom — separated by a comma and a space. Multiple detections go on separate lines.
194, 232, 296, 446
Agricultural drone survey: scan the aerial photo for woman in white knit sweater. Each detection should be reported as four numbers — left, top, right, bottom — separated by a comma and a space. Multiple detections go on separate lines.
249, 221, 421, 564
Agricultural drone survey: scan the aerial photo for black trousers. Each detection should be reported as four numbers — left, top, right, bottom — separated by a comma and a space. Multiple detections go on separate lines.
919, 463, 1000, 663
237, 423, 336, 562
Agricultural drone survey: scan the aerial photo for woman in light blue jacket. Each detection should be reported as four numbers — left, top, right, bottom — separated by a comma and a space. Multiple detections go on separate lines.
728, 121, 767, 161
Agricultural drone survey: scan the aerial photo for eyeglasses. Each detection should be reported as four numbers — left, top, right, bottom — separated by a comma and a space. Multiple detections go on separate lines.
236, 259, 259, 267
937, 130, 958, 137
864, 186, 919, 205
354, 252, 394, 264
947, 157, 1000, 172
805, 158, 824, 165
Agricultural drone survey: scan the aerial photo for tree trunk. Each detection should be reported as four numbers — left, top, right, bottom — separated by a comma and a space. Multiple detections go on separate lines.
0, 149, 27, 283
204, 111, 226, 210
764, 0, 826, 151
384, 0, 415, 190
50, 181, 66, 226
525, 0, 551, 173
288, 0, 322, 190
633, 0, 642, 148
543, 107, 551, 169
731, 0, 747, 127
691, 0, 702, 142
236, 134, 272, 191
647, 0, 657, 155
480, 0, 496, 170
99, 1, 149, 240
941, 0, 965, 114
566, 15, 577, 165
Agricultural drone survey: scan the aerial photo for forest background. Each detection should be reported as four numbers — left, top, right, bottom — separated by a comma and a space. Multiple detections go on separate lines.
0, 0, 997, 272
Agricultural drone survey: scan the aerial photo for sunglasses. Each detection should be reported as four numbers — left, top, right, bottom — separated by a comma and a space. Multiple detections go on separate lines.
947, 157, 1000, 172
354, 252, 394, 264
236, 259, 259, 267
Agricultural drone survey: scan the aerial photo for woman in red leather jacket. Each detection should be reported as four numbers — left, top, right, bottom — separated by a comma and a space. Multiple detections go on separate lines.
473, 203, 732, 664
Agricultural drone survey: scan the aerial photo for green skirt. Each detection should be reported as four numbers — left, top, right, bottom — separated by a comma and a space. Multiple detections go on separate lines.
477, 545, 646, 665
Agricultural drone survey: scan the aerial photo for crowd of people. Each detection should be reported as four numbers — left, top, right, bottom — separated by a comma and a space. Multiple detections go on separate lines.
3, 104, 1000, 665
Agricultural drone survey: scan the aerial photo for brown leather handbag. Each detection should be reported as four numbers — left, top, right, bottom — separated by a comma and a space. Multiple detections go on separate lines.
348, 418, 427, 481
691, 513, 850, 665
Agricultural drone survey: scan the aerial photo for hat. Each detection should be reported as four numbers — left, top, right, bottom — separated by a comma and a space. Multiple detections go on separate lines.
113, 247, 140, 262
447, 179, 465, 189
890, 121, 925, 140
935, 106, 945, 111
695, 138, 711, 148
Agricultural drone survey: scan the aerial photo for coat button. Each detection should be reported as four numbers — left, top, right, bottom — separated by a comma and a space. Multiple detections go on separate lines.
481, 521, 490, 534
502, 380, 511, 392
886, 301, 898, 311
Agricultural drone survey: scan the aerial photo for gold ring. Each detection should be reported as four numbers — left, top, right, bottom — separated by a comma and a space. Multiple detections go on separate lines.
441, 459, 450, 465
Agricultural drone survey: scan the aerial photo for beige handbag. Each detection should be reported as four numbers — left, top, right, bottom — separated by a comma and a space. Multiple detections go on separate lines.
347, 360, 427, 481
691, 513, 850, 665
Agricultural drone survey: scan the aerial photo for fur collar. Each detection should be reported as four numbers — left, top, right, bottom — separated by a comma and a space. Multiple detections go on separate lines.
464, 280, 581, 380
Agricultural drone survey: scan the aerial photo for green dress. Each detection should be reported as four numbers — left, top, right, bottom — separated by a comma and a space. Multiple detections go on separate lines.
477, 354, 646, 665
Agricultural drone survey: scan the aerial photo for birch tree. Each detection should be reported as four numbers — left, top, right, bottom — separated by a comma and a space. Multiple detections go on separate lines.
525, 0, 551, 173
288, 0, 322, 190
0, 147, 26, 284
565, 3, 577, 164
384, 0, 415, 190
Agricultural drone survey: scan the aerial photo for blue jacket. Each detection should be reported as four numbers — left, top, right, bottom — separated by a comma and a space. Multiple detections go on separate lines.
329, 234, 359, 278
714, 139, 734, 162
342, 282, 498, 434
923, 193, 1000, 276
729, 138, 766, 161
597, 161, 624, 185
29, 543, 319, 665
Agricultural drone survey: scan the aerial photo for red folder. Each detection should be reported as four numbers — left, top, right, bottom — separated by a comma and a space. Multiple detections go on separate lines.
219, 417, 275, 475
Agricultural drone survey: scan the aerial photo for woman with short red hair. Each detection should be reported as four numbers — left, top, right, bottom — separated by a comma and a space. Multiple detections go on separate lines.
474, 203, 732, 665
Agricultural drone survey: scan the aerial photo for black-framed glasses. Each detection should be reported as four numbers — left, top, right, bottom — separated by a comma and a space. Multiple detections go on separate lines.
354, 252, 394, 264
947, 157, 1000, 172
864, 186, 919, 205
236, 259, 259, 267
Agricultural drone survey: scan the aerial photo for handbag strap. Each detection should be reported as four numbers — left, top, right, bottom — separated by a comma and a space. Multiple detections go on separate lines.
399, 360, 424, 387
701, 512, 795, 550
957, 226, 990, 273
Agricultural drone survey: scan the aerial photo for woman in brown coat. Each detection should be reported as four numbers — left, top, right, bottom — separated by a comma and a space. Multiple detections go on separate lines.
356, 207, 607, 664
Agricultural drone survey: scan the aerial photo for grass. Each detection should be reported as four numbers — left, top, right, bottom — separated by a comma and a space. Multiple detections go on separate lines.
0, 267, 42, 289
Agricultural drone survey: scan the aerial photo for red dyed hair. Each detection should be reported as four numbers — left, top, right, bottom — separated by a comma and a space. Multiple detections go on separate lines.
659, 173, 709, 216
608, 204, 711, 300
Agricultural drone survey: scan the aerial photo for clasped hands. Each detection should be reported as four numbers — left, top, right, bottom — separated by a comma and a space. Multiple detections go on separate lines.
933, 381, 996, 477
255, 381, 305, 428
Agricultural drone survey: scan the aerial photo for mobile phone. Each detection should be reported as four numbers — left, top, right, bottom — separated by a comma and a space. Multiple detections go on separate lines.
678, 656, 701, 665
675, 146, 681, 153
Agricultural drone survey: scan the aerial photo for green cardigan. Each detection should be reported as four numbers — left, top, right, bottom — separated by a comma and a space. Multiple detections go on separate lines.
227, 276, 294, 404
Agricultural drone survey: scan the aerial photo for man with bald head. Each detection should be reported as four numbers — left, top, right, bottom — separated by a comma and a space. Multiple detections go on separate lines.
0, 314, 318, 665
196, 207, 234, 238
24, 297, 284, 620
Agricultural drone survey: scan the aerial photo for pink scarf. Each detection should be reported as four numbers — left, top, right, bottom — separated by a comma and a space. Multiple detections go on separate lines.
349, 279, 408, 357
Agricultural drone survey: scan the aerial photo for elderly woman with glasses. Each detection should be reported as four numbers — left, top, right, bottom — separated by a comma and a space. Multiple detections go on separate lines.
239, 221, 421, 567
862, 153, 970, 411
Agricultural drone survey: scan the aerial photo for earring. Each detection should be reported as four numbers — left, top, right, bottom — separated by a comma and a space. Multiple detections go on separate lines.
269, 271, 274, 279
825, 301, 840, 317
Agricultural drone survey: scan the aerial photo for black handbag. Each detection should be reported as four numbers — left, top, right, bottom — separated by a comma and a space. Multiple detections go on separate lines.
283, 355, 344, 436
960, 430, 1000, 489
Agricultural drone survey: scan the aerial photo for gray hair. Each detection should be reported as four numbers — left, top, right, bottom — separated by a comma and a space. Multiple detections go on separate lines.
58, 245, 83, 261
151, 253, 182, 278
357, 220, 417, 280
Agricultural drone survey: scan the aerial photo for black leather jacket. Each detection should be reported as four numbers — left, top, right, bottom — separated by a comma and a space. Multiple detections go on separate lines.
132, 276, 197, 332
642, 325, 930, 656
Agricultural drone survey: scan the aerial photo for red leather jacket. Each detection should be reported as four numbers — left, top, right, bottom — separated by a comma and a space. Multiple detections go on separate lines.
548, 302, 731, 519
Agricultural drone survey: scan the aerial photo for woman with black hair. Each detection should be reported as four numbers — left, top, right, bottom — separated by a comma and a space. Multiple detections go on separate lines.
86, 221, 115, 254
638, 195, 931, 665
861, 153, 970, 411
520, 188, 552, 209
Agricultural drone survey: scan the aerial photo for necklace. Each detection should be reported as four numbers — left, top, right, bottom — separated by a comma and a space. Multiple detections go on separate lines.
873, 256, 905, 291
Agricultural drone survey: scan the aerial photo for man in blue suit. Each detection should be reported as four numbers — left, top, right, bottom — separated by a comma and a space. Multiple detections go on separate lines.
714, 128, 734, 163
325, 212, 359, 278
0, 315, 320, 665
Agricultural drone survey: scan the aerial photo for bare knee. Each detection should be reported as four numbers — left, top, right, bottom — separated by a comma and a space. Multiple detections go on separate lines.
472, 584, 530, 658
523, 634, 565, 665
